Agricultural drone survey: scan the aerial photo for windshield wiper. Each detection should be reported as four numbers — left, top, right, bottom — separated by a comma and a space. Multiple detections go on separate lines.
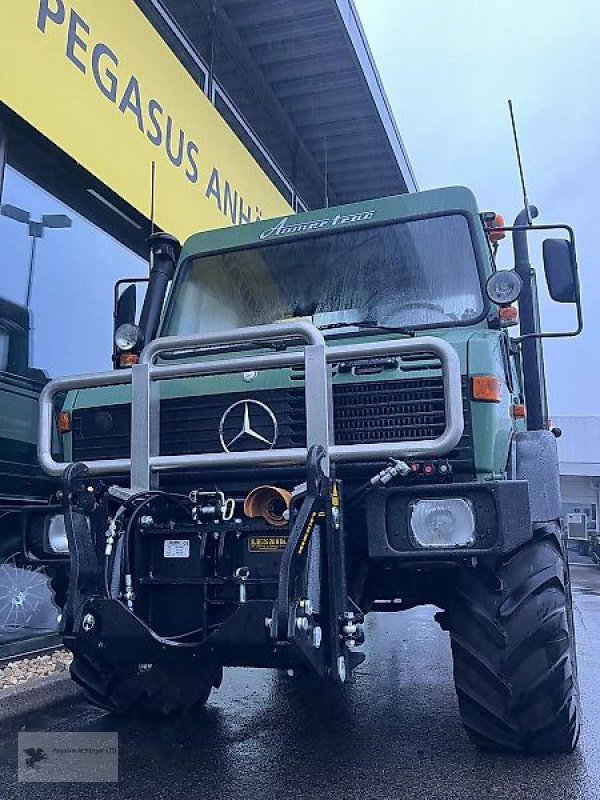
318, 320, 416, 337
158, 338, 287, 361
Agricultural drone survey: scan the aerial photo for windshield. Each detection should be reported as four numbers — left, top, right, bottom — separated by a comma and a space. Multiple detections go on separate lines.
164, 214, 484, 337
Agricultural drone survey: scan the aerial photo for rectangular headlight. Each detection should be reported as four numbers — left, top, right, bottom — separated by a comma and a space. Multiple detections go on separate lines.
45, 514, 69, 555
409, 498, 475, 548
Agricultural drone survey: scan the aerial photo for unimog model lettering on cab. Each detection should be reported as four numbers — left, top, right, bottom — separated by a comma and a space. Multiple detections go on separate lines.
31, 187, 583, 753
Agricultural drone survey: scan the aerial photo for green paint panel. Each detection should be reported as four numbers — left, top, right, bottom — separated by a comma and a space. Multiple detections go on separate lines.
466, 331, 515, 478
181, 186, 487, 261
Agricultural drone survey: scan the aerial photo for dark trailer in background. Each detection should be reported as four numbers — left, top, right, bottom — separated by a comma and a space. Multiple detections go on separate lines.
0, 297, 60, 659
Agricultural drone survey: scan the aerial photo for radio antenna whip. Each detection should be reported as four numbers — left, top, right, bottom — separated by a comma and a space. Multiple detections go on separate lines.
149, 160, 156, 275
150, 160, 156, 235
323, 135, 329, 209
508, 99, 532, 225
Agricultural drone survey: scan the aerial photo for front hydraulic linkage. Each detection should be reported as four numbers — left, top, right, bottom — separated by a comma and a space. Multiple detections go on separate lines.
271, 446, 364, 682
61, 462, 104, 633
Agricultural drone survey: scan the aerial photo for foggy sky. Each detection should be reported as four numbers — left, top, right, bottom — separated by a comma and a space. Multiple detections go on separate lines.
355, 0, 600, 416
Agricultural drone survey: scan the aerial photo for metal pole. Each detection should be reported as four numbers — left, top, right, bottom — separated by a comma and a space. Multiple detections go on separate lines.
0, 118, 6, 204
513, 205, 548, 430
25, 236, 37, 308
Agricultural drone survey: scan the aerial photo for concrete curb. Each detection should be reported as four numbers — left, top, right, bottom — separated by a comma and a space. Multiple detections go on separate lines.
0, 672, 81, 721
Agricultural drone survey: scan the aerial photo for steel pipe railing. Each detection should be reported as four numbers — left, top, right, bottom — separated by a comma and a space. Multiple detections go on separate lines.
38, 323, 464, 488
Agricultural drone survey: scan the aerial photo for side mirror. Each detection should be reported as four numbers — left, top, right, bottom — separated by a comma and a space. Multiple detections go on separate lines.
114, 283, 137, 330
543, 238, 578, 303
112, 280, 148, 369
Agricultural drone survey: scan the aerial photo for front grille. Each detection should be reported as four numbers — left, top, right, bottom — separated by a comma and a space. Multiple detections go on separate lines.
333, 379, 446, 444
71, 377, 474, 476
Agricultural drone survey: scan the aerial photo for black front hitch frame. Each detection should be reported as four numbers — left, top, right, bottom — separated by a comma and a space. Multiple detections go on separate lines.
270, 446, 364, 682
61, 451, 364, 680
61, 462, 104, 634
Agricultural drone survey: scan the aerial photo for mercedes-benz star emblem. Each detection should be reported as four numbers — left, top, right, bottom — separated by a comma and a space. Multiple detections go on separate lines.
219, 399, 278, 452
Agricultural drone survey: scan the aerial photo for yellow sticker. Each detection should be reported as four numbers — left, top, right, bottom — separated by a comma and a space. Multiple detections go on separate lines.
248, 536, 288, 553
297, 511, 326, 555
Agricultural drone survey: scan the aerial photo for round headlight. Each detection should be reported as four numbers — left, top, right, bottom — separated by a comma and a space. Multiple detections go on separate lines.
114, 323, 143, 352
93, 410, 114, 434
485, 270, 523, 306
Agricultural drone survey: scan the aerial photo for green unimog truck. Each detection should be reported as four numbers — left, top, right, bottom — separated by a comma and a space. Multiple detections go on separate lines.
29, 186, 582, 753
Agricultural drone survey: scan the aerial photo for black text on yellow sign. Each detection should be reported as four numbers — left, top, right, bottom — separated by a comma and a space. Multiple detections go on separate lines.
0, 1, 291, 240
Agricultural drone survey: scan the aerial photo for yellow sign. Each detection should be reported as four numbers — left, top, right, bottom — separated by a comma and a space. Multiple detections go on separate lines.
0, 1, 292, 241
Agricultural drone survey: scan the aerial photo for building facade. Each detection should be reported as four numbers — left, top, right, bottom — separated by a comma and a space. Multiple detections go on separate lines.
555, 416, 600, 539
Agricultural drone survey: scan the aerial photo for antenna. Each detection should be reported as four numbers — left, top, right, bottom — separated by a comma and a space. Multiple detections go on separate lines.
323, 135, 329, 209
508, 99, 532, 225
149, 160, 156, 276
150, 160, 156, 235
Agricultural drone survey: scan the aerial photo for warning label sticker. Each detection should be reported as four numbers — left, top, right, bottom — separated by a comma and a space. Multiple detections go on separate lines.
163, 539, 190, 558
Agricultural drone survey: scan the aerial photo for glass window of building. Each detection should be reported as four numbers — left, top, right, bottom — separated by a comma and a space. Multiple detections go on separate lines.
0, 166, 148, 654
1, 166, 148, 379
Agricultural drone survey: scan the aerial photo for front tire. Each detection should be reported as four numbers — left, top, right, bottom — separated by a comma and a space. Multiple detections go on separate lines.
70, 652, 222, 716
447, 522, 580, 753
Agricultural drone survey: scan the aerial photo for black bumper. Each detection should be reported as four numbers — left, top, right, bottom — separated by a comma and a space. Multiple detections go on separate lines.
366, 480, 532, 560
64, 597, 297, 669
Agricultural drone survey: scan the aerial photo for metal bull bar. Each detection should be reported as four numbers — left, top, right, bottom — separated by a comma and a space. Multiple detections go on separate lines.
38, 322, 464, 488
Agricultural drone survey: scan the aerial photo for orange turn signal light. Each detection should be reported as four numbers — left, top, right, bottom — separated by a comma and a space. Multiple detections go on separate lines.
498, 305, 519, 326
120, 353, 139, 367
488, 214, 506, 243
511, 404, 527, 419
472, 375, 502, 403
57, 411, 71, 434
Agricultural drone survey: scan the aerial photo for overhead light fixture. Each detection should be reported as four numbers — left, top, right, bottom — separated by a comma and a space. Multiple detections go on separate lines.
1, 203, 31, 224
1, 203, 72, 307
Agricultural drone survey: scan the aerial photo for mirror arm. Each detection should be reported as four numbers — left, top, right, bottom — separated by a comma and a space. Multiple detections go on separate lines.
487, 221, 584, 343
515, 297, 583, 342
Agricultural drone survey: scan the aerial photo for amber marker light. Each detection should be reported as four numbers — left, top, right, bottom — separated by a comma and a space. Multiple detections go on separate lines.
488, 213, 506, 243
472, 376, 502, 403
498, 306, 519, 326
511, 404, 527, 419
120, 353, 139, 367
57, 411, 71, 434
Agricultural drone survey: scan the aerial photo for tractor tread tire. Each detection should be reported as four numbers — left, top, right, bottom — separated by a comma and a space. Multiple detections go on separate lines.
448, 522, 580, 753
70, 652, 222, 716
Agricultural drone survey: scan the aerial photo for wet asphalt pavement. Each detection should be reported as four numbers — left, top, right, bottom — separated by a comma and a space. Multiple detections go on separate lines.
2, 561, 600, 800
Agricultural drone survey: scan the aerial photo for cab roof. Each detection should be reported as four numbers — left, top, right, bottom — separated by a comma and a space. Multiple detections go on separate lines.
180, 186, 482, 262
